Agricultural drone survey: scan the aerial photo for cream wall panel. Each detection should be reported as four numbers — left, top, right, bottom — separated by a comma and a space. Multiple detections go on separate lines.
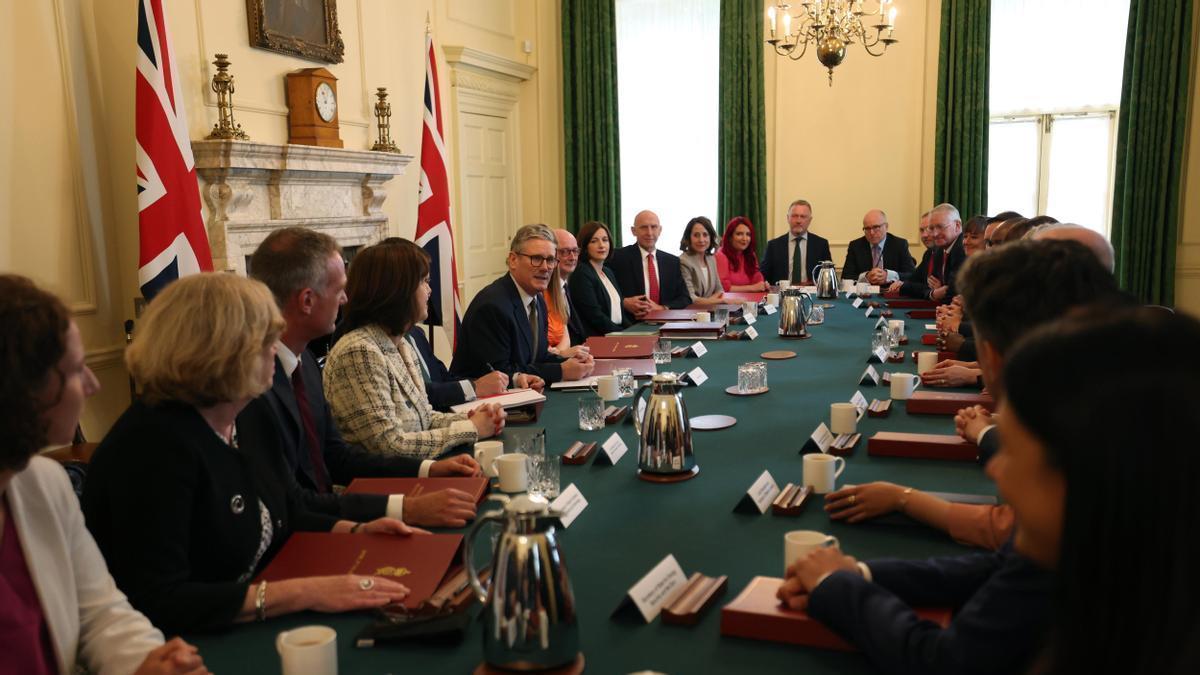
763, 0, 940, 268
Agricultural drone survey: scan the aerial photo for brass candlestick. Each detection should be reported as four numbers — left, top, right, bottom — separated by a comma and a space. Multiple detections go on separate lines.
371, 87, 399, 152
206, 53, 249, 140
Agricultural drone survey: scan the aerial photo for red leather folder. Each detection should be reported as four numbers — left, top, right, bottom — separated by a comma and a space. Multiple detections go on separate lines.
590, 358, 656, 378
724, 291, 767, 302
908, 309, 937, 319
256, 533, 463, 609
883, 298, 939, 309
905, 391, 996, 415
720, 576, 951, 651
584, 336, 658, 359
344, 477, 490, 504
867, 432, 979, 461
659, 322, 725, 338
644, 309, 702, 323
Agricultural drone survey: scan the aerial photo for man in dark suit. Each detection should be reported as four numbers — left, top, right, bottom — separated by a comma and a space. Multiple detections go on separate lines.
404, 326, 508, 411
553, 228, 587, 346
239, 227, 482, 528
451, 224, 595, 384
890, 210, 936, 298
759, 199, 833, 284
841, 209, 916, 285
927, 203, 968, 303
607, 210, 692, 320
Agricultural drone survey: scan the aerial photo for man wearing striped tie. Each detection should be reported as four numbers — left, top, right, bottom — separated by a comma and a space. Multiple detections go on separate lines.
841, 208, 917, 286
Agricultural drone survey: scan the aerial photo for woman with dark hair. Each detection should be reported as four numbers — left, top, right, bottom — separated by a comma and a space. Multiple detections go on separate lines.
678, 216, 724, 305
568, 221, 628, 336
324, 238, 504, 459
715, 216, 767, 292
84, 273, 416, 637
994, 307, 1200, 674
961, 215, 989, 256
0, 275, 208, 675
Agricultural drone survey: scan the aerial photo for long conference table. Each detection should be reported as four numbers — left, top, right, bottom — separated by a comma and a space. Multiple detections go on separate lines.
188, 294, 994, 674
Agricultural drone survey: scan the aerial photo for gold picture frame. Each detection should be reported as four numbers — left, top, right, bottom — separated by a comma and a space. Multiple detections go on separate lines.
246, 0, 345, 64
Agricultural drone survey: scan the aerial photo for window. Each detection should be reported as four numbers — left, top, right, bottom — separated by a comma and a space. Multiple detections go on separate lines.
616, 0, 719, 252
987, 0, 1129, 234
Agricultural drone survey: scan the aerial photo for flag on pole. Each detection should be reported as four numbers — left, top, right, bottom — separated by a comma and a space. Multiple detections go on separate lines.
135, 0, 212, 299
414, 32, 462, 347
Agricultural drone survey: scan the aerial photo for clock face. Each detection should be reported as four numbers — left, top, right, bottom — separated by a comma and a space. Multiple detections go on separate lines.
315, 82, 336, 123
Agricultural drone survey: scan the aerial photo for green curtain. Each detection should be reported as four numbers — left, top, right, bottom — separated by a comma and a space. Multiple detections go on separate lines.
1110, 0, 1193, 306
933, 0, 990, 219
562, 0, 622, 245
717, 0, 767, 253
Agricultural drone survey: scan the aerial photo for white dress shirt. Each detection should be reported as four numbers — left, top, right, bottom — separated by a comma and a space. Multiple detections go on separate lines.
597, 268, 623, 324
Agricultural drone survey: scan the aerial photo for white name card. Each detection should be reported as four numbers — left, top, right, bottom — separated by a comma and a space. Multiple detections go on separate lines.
874, 316, 887, 330
864, 306, 876, 318
614, 554, 688, 623
870, 345, 889, 363
550, 483, 588, 528
805, 423, 835, 454
687, 367, 708, 386
850, 390, 869, 419
597, 432, 628, 466
734, 470, 781, 515
852, 298, 864, 308
743, 313, 757, 325
925, 323, 937, 331
690, 341, 708, 357
763, 304, 777, 315
860, 365, 881, 386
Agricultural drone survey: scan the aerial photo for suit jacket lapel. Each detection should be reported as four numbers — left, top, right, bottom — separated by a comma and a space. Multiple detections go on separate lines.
503, 276, 535, 360
271, 359, 302, 430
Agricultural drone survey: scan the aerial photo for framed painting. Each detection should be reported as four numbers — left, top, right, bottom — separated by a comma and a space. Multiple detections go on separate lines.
246, 0, 345, 63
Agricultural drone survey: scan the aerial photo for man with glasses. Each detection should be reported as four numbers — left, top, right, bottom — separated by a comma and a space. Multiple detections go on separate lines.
925, 203, 967, 303
841, 209, 916, 285
552, 228, 587, 347
451, 224, 594, 385
608, 210, 692, 320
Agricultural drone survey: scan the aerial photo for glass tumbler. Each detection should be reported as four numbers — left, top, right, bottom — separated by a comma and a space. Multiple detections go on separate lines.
653, 338, 673, 365
612, 367, 636, 398
578, 395, 604, 431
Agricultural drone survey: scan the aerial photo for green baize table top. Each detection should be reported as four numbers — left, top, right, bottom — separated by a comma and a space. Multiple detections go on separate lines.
188, 297, 993, 674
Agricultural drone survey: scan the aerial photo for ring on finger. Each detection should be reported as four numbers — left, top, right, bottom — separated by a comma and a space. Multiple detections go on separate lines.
359, 578, 375, 591
848, 494, 857, 505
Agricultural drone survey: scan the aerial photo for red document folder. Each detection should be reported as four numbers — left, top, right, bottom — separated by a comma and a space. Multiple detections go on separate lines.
585, 336, 658, 359
720, 576, 951, 651
867, 432, 979, 461
344, 477, 490, 504
256, 533, 463, 609
905, 391, 996, 415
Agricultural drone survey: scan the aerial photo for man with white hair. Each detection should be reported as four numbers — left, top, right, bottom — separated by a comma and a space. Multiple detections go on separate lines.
926, 203, 966, 303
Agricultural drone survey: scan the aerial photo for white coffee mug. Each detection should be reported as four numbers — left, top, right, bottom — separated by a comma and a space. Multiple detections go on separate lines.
474, 440, 503, 478
917, 351, 939, 375
888, 319, 905, 336
778, 280, 791, 290
276, 625, 337, 675
594, 375, 620, 401
891, 372, 918, 400
693, 311, 711, 322
495, 454, 528, 493
830, 402, 858, 435
802, 453, 846, 494
743, 301, 758, 318
784, 530, 840, 571
766, 293, 780, 307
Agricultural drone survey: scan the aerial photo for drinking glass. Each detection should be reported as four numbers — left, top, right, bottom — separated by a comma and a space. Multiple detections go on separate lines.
653, 338, 673, 365
737, 363, 756, 393
872, 330, 888, 352
612, 367, 636, 398
528, 457, 560, 500
809, 304, 825, 324
751, 362, 768, 390
578, 395, 604, 431
713, 307, 730, 325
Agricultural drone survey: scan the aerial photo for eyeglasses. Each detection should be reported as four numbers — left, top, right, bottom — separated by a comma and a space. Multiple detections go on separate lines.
556, 248, 581, 258
515, 252, 558, 268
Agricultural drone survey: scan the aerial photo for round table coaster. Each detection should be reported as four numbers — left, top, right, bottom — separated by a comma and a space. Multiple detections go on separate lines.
690, 414, 737, 431
724, 385, 768, 396
637, 466, 700, 483
474, 653, 585, 675
761, 350, 797, 360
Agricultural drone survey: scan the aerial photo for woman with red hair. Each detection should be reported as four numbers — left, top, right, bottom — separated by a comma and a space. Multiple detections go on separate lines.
715, 216, 767, 292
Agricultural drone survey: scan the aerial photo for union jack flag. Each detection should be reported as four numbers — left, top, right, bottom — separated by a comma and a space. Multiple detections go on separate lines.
415, 33, 462, 348
136, 0, 211, 299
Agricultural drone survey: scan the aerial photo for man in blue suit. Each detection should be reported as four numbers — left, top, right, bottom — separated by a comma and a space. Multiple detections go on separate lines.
607, 210, 692, 321
405, 326, 508, 411
451, 224, 595, 385
759, 199, 833, 285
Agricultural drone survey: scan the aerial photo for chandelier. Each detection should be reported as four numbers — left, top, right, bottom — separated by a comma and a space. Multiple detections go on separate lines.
765, 1, 899, 86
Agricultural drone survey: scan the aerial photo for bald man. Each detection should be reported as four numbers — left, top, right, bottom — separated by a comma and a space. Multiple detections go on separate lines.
1030, 223, 1115, 272
607, 210, 692, 319
841, 209, 916, 285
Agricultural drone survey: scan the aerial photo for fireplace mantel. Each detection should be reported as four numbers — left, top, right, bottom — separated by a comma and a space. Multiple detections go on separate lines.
192, 140, 413, 273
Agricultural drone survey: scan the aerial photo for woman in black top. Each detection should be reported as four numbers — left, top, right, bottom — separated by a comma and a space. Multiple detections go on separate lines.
82, 274, 418, 635
568, 220, 628, 337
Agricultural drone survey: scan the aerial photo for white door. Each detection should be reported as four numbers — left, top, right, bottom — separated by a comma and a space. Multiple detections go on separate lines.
457, 109, 518, 304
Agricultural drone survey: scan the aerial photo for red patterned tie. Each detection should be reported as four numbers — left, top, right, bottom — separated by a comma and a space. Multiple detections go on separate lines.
646, 253, 660, 304
291, 366, 330, 493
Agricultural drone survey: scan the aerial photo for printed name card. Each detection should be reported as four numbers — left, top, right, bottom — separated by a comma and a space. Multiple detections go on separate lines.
744, 325, 759, 340
763, 304, 777, 315
874, 316, 887, 330
868, 345, 889, 364
612, 554, 688, 623
550, 483, 588, 528
859, 365, 881, 387
595, 432, 628, 466
850, 390, 869, 419
690, 341, 708, 357
733, 470, 782, 515
852, 298, 864, 309
864, 306, 876, 318
743, 313, 757, 325
686, 367, 709, 386
925, 323, 937, 331
801, 423, 835, 454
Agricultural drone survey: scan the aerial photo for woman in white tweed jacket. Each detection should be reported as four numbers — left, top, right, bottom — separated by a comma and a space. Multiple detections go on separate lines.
325, 239, 505, 460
